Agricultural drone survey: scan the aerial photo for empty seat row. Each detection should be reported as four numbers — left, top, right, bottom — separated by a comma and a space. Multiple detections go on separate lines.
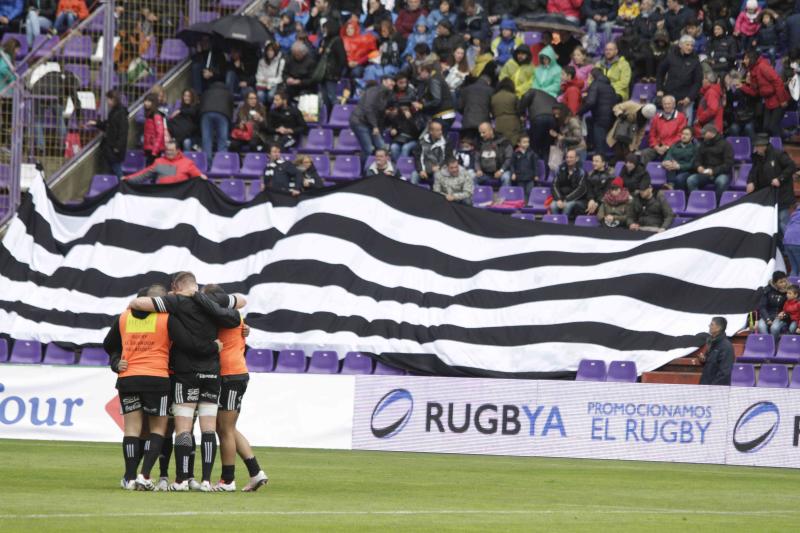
0, 339, 109, 366
731, 363, 800, 388
246, 349, 406, 375
575, 359, 637, 382
738, 334, 800, 364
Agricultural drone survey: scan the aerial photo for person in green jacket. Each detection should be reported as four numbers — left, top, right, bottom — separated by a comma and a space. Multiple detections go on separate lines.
499, 45, 535, 98
0, 38, 19, 93
532, 45, 562, 98
595, 42, 632, 101
662, 127, 697, 190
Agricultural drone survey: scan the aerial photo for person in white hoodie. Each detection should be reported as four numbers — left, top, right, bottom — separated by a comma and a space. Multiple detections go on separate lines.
255, 42, 286, 106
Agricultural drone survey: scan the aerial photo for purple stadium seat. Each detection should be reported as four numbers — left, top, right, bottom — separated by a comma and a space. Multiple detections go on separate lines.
575, 359, 606, 381
719, 190, 744, 206
631, 83, 656, 102
329, 155, 361, 181
221, 0, 247, 7
789, 276, 800, 286
582, 160, 594, 174
208, 152, 241, 178
183, 151, 207, 173
238, 153, 268, 179
121, 150, 145, 174
140, 38, 158, 61
511, 213, 536, 221
374, 361, 407, 375
218, 179, 247, 202
646, 162, 666, 188
332, 129, 360, 154
790, 366, 800, 388
246, 349, 274, 372
160, 39, 189, 62
737, 334, 776, 363
472, 185, 493, 207
2, 33, 28, 59
606, 361, 637, 383
0, 338, 8, 362
730, 163, 751, 191
757, 364, 789, 388
341, 352, 374, 374
33, 36, 59, 58
43, 344, 75, 365
536, 160, 550, 185
326, 104, 354, 129
542, 214, 568, 224
79, 347, 109, 366
731, 363, 756, 387
9, 340, 42, 364
683, 191, 716, 216
727, 136, 751, 162
663, 189, 686, 214
87, 174, 118, 197
274, 350, 307, 373
770, 137, 783, 151
61, 35, 92, 60
613, 161, 624, 175
575, 215, 600, 227
522, 187, 551, 214
244, 180, 260, 201
307, 351, 339, 374
311, 155, 331, 179
451, 113, 463, 131
396, 156, 415, 179
781, 111, 799, 132
669, 216, 689, 228
302, 128, 335, 154
85, 10, 105, 33
775, 335, 800, 364
488, 186, 525, 213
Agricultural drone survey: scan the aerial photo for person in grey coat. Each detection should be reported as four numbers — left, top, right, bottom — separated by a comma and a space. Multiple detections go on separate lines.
456, 75, 493, 141
699, 316, 735, 386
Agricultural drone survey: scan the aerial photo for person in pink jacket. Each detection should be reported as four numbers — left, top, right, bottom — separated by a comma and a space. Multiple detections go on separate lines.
733, 0, 761, 41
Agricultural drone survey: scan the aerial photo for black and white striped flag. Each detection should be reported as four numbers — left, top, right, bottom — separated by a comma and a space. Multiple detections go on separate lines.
0, 176, 777, 377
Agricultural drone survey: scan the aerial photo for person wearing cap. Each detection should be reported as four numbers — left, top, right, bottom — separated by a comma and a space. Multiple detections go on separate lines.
686, 124, 733, 201
630, 182, 674, 232
746, 133, 797, 236
607, 100, 656, 161
640, 95, 687, 165
551, 148, 589, 218
655, 34, 703, 125
491, 19, 523, 66
432, 18, 461, 59
597, 177, 635, 228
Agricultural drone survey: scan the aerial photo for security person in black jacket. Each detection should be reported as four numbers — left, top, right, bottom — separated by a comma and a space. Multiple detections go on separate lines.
699, 317, 735, 386
747, 133, 797, 237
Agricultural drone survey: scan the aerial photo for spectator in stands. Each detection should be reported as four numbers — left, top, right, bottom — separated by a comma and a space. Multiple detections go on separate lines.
617, 0, 639, 25
663, 126, 696, 190
519, 87, 558, 163
363, 0, 391, 31
255, 42, 285, 107
53, 0, 87, 35
142, 94, 166, 166
583, 0, 618, 56
125, 140, 206, 184
747, 133, 797, 237
275, 10, 297, 54
283, 41, 317, 100
377, 19, 405, 71
579, 67, 619, 156
200, 81, 234, 161
734, 0, 761, 47
596, 42, 632, 101
757, 271, 789, 339
706, 20, 738, 76
394, 72, 416, 101
414, 62, 456, 133
433, 19, 461, 60
396, 0, 428, 38
755, 10, 782, 64
455, 136, 477, 181
490, 19, 522, 66
656, 35, 702, 125
0, 37, 18, 91
532, 45, 562, 98
229, 90, 268, 154
224, 47, 257, 99
511, 134, 539, 197
387, 99, 424, 161
640, 95, 687, 164
190, 36, 226, 95
263, 143, 301, 195
366, 148, 397, 178
88, 90, 128, 180
491, 78, 522, 146
586, 152, 614, 215
686, 124, 733, 201
693, 72, 724, 139
551, 148, 588, 218
25, 0, 56, 46
640, 29, 670, 84
402, 16, 432, 63
607, 100, 656, 161
349, 75, 395, 161
305, 0, 337, 36
616, 26, 645, 84
778, 285, 800, 335
0, 0, 24, 37
444, 45, 471, 93
457, 75, 493, 141
434, 157, 473, 205
664, 0, 695, 42
475, 121, 513, 187
698, 317, 734, 386
457, 0, 490, 45
468, 39, 497, 82
559, 66, 583, 116
739, 49, 790, 138
551, 103, 586, 164
294, 154, 324, 191
598, 177, 633, 228
629, 182, 674, 232
411, 119, 453, 185
341, 15, 376, 78
168, 89, 200, 153
427, 0, 457, 30
568, 46, 593, 85
783, 212, 800, 277
264, 89, 308, 150
151, 85, 169, 117
317, 19, 347, 112
547, 0, 581, 22
499, 45, 534, 98
632, 0, 660, 39
619, 153, 650, 193
724, 71, 757, 140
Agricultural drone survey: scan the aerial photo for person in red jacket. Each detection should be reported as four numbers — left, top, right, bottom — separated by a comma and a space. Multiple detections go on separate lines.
547, 0, 583, 22
125, 140, 208, 184
142, 93, 166, 165
640, 95, 687, 164
54, 0, 88, 34
739, 50, 790, 137
693, 72, 724, 139
395, 0, 428, 38
778, 285, 800, 334
341, 16, 377, 78
559, 66, 584, 115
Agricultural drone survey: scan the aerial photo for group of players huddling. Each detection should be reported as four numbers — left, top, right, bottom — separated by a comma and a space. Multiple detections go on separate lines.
104, 271, 268, 492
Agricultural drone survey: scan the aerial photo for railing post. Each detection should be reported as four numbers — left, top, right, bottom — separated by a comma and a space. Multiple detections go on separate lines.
10, 86, 23, 210
189, 0, 201, 25
101, 0, 116, 117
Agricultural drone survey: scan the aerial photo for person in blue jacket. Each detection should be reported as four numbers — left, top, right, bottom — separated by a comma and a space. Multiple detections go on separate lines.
402, 15, 433, 61
490, 19, 523, 66
0, 0, 25, 37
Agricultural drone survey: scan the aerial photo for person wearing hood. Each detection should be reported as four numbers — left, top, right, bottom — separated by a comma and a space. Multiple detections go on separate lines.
580, 67, 620, 154
403, 15, 434, 61
559, 66, 584, 115
687, 124, 733, 201
642, 29, 670, 83
582, 0, 618, 55
532, 46, 562, 98
746, 133, 797, 237
734, 0, 762, 44
318, 18, 347, 111
342, 16, 377, 77
275, 10, 297, 54
499, 45, 535, 98
396, 0, 429, 38
693, 72, 724, 139
597, 177, 634, 228
491, 78, 522, 145
432, 18, 461, 59
547, 0, 582, 21
607, 100, 657, 160
640, 94, 687, 164
739, 48, 790, 137
427, 0, 458, 30
596, 42, 632, 101
491, 19, 524, 66
706, 20, 738, 75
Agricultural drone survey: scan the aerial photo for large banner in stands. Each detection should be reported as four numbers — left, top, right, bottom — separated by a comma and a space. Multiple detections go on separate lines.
352, 376, 800, 468
0, 367, 354, 449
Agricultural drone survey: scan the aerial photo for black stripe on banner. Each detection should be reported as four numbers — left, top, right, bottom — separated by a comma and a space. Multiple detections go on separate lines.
0, 299, 115, 329
247, 310, 708, 352
373, 353, 576, 380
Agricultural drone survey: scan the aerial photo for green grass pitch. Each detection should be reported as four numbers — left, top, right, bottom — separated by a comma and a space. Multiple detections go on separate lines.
0, 439, 798, 532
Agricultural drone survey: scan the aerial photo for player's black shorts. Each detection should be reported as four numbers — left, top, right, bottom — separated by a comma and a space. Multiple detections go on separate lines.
172, 372, 221, 405
219, 375, 249, 412
119, 391, 169, 416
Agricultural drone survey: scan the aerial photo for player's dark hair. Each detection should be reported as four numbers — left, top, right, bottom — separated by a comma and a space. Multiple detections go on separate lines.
201, 283, 226, 297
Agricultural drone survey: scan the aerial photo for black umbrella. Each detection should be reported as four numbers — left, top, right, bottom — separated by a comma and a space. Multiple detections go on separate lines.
176, 21, 215, 47
30, 70, 81, 97
211, 14, 271, 47
515, 13, 585, 35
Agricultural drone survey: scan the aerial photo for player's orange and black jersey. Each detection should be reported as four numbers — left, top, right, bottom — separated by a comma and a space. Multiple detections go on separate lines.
118, 310, 170, 379
218, 315, 248, 377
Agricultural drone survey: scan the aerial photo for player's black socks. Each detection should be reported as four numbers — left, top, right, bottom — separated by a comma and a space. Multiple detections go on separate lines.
137, 438, 147, 468
174, 432, 193, 482
201, 432, 217, 482
159, 435, 173, 478
244, 456, 261, 477
122, 436, 141, 481
187, 433, 196, 478
221, 465, 235, 484
141, 433, 164, 478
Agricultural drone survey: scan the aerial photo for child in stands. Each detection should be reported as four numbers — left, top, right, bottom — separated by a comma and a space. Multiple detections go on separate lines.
779, 285, 800, 334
